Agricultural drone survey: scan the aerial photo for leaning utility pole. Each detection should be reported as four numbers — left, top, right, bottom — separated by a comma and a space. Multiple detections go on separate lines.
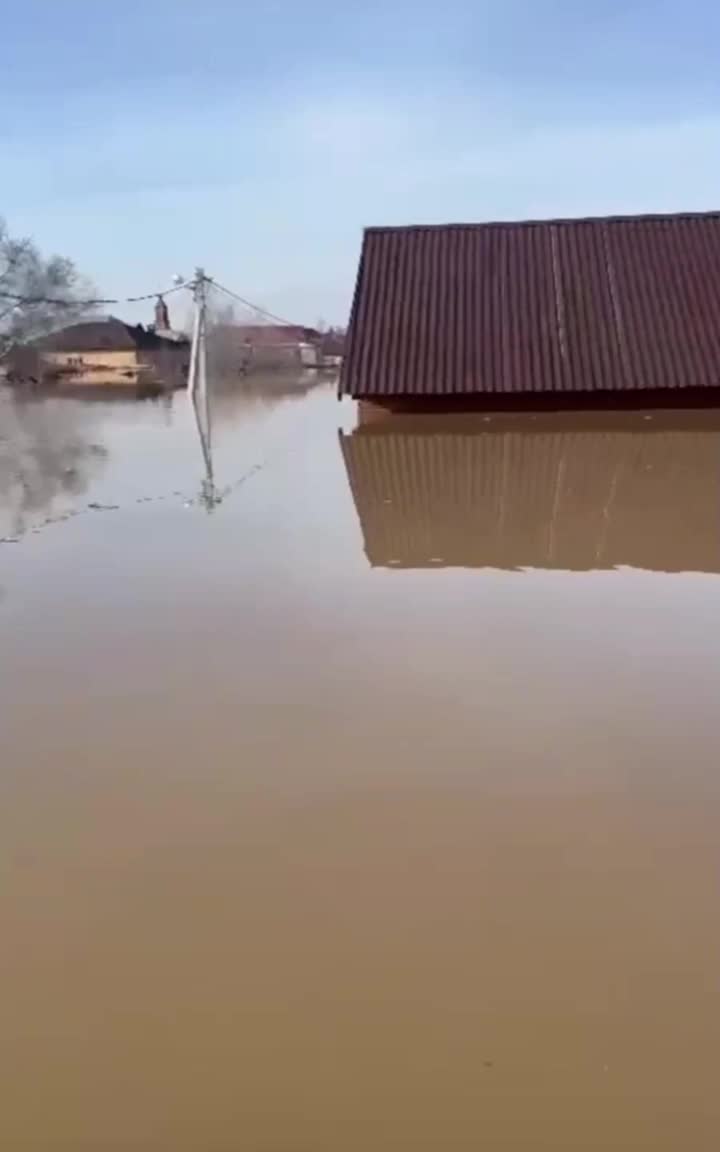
187, 267, 206, 402
187, 267, 215, 503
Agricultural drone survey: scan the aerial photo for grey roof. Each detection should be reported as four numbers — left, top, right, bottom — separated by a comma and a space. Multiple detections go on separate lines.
40, 318, 176, 352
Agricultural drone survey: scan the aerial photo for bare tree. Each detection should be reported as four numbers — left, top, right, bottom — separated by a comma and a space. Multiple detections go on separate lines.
0, 218, 96, 360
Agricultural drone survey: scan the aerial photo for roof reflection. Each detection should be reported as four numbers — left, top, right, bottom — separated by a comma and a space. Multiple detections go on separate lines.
341, 411, 720, 573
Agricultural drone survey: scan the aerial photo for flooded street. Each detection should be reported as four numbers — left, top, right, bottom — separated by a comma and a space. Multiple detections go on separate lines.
2, 381, 720, 1150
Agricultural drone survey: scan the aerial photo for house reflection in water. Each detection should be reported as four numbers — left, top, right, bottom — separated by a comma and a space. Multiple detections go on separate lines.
340, 412, 720, 573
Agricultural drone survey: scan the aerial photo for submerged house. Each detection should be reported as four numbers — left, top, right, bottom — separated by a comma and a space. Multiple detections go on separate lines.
318, 327, 346, 368
29, 298, 189, 389
210, 324, 322, 375
340, 211, 720, 410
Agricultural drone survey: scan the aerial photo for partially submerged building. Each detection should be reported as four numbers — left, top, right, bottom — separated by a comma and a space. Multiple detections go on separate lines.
209, 324, 322, 376
340, 211, 720, 411
9, 297, 189, 390
318, 327, 346, 368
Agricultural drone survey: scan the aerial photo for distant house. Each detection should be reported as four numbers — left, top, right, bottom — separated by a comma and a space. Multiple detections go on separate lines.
236, 324, 321, 370
319, 327, 346, 368
340, 211, 720, 410
33, 300, 189, 388
233, 324, 320, 347
210, 324, 322, 376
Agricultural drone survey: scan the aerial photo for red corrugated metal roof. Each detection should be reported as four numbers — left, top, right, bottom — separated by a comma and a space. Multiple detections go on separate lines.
340, 211, 720, 399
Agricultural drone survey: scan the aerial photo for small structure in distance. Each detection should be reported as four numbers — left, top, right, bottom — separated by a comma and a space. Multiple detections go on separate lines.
207, 321, 345, 378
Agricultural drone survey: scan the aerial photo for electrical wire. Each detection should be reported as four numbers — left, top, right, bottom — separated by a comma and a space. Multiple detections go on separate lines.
2, 272, 301, 329
208, 278, 298, 328
0, 279, 193, 310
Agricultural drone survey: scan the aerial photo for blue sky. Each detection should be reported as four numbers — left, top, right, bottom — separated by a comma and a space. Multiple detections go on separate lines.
2, 0, 720, 325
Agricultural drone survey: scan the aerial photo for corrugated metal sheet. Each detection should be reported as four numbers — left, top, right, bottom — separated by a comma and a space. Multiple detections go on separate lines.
340, 417, 720, 571
340, 212, 720, 398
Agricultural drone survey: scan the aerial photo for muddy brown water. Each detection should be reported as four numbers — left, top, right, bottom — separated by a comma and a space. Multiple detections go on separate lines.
2, 381, 720, 1150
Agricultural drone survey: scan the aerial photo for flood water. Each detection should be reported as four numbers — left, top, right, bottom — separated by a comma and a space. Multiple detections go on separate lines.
2, 380, 720, 1150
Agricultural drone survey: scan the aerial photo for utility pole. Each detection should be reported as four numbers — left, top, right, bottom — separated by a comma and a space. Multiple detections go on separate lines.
188, 267, 215, 506
187, 267, 206, 401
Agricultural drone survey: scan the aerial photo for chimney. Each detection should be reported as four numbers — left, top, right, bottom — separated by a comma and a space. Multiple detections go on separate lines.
154, 295, 171, 332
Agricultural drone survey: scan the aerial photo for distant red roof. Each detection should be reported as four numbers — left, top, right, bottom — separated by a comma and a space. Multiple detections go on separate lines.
227, 324, 320, 346
319, 328, 346, 357
340, 211, 720, 399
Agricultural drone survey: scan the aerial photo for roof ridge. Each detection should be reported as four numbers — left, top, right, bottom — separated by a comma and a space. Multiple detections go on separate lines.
364, 209, 720, 234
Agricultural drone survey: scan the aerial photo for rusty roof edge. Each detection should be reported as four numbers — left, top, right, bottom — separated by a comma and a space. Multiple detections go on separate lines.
338, 229, 371, 398
363, 209, 720, 235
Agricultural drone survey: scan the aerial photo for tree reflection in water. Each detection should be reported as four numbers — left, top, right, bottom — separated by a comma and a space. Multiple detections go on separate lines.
0, 389, 108, 539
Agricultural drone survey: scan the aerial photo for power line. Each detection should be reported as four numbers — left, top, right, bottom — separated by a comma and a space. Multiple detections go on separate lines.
1, 270, 304, 329
208, 278, 298, 328
0, 279, 192, 310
